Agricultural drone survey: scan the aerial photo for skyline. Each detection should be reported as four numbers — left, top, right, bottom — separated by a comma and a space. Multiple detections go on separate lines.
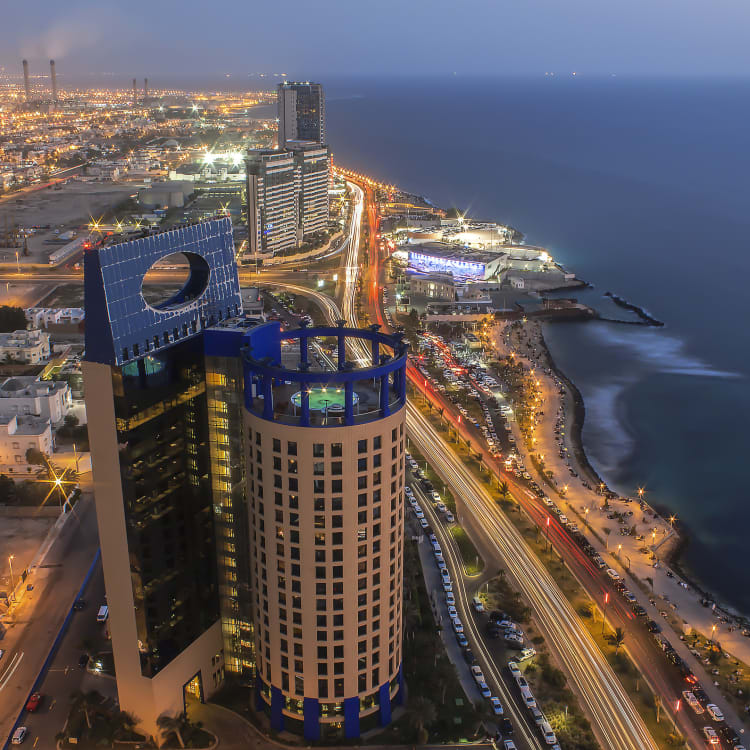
3, 0, 750, 79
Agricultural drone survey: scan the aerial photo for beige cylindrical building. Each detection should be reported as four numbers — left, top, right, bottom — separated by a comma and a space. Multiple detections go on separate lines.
243, 323, 407, 740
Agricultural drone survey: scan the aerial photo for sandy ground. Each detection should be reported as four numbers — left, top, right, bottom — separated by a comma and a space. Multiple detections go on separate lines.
0, 515, 56, 596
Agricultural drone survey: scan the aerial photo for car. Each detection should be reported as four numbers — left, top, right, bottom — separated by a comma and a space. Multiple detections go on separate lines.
457, 634, 468, 648
478, 681, 491, 698
646, 620, 661, 633
25, 693, 42, 712
606, 569, 622, 581
447, 605, 458, 618
445, 591, 455, 605
508, 661, 522, 679
11, 727, 27, 745
442, 581, 453, 593
519, 647, 537, 662
462, 649, 475, 664
622, 591, 637, 603
472, 597, 485, 613
490, 697, 504, 715
503, 741, 517, 750
702, 726, 720, 745
420, 518, 429, 529
520, 688, 536, 709
706, 704, 724, 722
444, 512, 455, 523
73, 599, 86, 611
719, 725, 742, 746
452, 618, 464, 634
471, 665, 484, 682
499, 717, 513, 735
79, 653, 89, 668
682, 690, 704, 714
515, 675, 528, 689
529, 706, 545, 726
541, 721, 558, 745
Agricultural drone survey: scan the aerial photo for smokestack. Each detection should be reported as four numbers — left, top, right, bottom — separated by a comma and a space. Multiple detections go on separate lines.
144, 78, 148, 101
132, 78, 137, 103
50, 59, 57, 102
22, 60, 30, 101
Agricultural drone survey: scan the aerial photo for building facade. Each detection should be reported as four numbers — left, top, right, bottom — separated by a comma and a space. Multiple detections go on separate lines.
0, 376, 72, 424
83, 219, 244, 742
277, 82, 326, 147
245, 146, 330, 258
0, 414, 53, 471
0, 329, 51, 364
242, 324, 407, 740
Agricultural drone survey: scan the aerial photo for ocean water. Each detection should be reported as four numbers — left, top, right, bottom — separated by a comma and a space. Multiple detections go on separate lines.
323, 76, 750, 613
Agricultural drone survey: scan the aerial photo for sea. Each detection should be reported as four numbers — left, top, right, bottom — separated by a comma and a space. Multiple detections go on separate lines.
320, 76, 750, 614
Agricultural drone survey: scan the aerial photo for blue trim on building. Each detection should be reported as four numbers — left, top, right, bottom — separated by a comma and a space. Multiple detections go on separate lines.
396, 663, 404, 706
255, 674, 265, 712
243, 324, 408, 426
303, 697, 320, 741
270, 686, 285, 732
343, 696, 360, 738
84, 218, 242, 366
378, 681, 392, 726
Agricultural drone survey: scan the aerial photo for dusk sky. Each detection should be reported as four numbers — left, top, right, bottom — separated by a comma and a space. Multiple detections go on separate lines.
2, 0, 750, 79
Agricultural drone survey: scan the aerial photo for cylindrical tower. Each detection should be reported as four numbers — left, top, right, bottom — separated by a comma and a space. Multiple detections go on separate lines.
144, 77, 148, 101
132, 78, 137, 103
22, 60, 30, 101
243, 323, 407, 741
50, 59, 57, 102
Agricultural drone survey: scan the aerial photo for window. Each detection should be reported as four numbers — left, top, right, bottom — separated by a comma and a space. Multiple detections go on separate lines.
313, 462, 325, 476
287, 441, 297, 456
358, 493, 367, 507
358, 458, 367, 471
331, 443, 342, 457
314, 479, 325, 493
273, 438, 281, 453
313, 443, 324, 458
358, 439, 367, 453
332, 479, 342, 492
358, 476, 367, 490
331, 461, 342, 475
288, 459, 298, 474
374, 436, 382, 450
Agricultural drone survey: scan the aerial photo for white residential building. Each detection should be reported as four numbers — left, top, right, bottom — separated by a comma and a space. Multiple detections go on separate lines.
0, 377, 72, 425
0, 329, 51, 364
0, 415, 53, 472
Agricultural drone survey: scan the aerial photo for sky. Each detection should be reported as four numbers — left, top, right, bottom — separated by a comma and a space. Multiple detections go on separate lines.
2, 0, 750, 81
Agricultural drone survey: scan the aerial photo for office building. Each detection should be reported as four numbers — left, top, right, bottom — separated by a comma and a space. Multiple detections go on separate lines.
83, 219, 247, 741
83, 218, 404, 743
277, 81, 326, 147
245, 145, 330, 258
242, 323, 407, 739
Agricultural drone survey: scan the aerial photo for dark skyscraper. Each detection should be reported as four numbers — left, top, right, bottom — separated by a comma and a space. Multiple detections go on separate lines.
277, 81, 326, 147
83, 219, 244, 740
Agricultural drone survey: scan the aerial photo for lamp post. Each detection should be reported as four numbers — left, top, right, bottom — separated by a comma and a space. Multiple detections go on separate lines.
8, 555, 15, 602
711, 624, 717, 644
545, 516, 550, 551
601, 592, 609, 635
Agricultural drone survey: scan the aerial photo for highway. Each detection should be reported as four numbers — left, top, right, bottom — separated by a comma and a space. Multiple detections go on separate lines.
340, 177, 662, 750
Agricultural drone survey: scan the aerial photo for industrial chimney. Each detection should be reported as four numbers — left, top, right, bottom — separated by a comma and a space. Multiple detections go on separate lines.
50, 59, 57, 102
132, 78, 137, 103
22, 59, 30, 101
144, 78, 148, 101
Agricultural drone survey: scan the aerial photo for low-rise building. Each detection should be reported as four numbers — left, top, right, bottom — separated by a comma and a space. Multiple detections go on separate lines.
25, 308, 85, 328
0, 377, 72, 425
0, 415, 53, 472
0, 329, 51, 364
407, 272, 455, 300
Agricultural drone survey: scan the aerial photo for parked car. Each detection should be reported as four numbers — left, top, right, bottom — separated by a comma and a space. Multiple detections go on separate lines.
25, 693, 42, 713
706, 704, 724, 722
11, 727, 27, 745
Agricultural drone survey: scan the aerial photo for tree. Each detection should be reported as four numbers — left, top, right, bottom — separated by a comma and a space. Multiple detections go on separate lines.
25, 448, 46, 466
408, 696, 436, 744
70, 689, 103, 729
613, 626, 626, 654
0, 306, 27, 333
498, 480, 511, 503
157, 712, 189, 748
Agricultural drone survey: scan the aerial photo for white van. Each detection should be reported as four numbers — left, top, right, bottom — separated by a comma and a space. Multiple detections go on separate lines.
96, 605, 109, 623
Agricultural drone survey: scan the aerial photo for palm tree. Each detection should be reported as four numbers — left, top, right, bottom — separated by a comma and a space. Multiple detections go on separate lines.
70, 689, 103, 729
157, 712, 189, 748
408, 696, 437, 744
613, 626, 626, 654
107, 710, 138, 742
498, 480, 510, 504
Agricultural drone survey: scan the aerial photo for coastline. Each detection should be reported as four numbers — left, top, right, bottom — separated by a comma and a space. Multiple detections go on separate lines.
537, 318, 748, 624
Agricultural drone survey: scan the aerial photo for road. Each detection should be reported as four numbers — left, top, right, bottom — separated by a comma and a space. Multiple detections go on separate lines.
0, 495, 100, 747
9, 561, 115, 750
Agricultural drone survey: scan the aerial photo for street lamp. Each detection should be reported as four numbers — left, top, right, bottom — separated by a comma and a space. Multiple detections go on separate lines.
602, 592, 609, 635
638, 487, 644, 501
8, 555, 15, 602
711, 624, 717, 644
617, 543, 622, 557
668, 515, 677, 529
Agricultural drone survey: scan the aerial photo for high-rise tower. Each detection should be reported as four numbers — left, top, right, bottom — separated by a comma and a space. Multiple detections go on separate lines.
22, 60, 30, 101
243, 323, 407, 739
83, 219, 244, 740
277, 82, 326, 148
